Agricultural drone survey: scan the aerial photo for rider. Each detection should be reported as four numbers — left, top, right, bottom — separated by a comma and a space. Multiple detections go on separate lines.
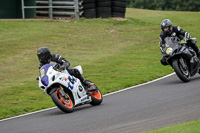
37, 47, 91, 87
159, 19, 200, 65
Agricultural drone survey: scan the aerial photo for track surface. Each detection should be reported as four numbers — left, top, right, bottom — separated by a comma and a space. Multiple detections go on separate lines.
1, 74, 200, 133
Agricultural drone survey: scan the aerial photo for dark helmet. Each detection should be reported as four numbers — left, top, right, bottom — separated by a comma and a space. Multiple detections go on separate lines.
37, 47, 51, 64
161, 19, 172, 35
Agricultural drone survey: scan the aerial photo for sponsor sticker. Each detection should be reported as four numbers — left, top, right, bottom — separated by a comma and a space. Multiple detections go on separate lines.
81, 97, 87, 102
40, 69, 45, 78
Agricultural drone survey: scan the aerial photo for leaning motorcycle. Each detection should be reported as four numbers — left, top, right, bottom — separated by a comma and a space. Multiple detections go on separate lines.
37, 64, 103, 113
162, 37, 200, 82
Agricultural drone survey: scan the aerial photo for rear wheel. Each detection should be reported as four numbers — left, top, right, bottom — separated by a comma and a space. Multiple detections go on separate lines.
51, 89, 74, 113
88, 84, 103, 106
172, 58, 190, 82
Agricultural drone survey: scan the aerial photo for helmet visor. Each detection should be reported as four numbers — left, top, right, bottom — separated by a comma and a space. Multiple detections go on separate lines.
38, 53, 46, 59
37, 53, 49, 64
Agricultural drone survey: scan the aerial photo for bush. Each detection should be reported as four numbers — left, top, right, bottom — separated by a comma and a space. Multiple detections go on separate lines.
127, 0, 200, 11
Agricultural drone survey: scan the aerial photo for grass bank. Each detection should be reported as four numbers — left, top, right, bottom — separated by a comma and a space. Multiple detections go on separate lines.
143, 119, 200, 133
0, 8, 199, 120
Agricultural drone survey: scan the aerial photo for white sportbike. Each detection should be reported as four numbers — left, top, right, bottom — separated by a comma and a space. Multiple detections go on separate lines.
37, 63, 103, 113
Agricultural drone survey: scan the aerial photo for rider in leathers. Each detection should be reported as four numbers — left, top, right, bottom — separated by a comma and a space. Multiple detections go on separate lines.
37, 47, 91, 87
159, 19, 200, 65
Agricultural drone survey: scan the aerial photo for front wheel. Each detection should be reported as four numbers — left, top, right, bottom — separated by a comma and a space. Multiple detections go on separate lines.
50, 89, 74, 113
172, 58, 190, 82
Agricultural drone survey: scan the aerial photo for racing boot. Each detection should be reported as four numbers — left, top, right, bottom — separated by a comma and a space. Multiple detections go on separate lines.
82, 79, 93, 93
83, 80, 92, 87
78, 74, 92, 88
190, 42, 200, 59
73, 68, 92, 87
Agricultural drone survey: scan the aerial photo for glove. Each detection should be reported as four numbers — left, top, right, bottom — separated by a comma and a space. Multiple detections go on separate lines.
60, 62, 70, 70
185, 32, 191, 40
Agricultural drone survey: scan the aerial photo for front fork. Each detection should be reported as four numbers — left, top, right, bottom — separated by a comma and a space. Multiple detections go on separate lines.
59, 85, 70, 100
179, 57, 188, 71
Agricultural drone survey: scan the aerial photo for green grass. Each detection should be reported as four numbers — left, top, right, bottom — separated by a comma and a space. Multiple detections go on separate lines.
143, 119, 200, 133
0, 8, 199, 122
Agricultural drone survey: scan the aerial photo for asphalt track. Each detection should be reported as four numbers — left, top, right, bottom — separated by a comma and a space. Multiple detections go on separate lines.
1, 73, 200, 133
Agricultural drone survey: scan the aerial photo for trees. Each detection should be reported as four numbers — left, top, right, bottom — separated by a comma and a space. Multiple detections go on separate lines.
127, 0, 200, 11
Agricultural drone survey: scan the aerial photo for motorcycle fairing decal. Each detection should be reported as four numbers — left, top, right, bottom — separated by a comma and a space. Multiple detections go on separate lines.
68, 76, 77, 84
81, 97, 87, 102
67, 76, 78, 90
68, 82, 74, 90
78, 85, 83, 92
59, 77, 66, 81
40, 69, 45, 78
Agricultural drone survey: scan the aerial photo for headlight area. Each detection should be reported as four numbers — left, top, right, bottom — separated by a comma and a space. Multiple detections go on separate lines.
166, 47, 173, 55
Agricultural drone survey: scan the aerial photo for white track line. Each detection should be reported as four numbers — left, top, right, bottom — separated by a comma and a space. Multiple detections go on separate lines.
104, 72, 175, 96
0, 107, 57, 122
0, 73, 175, 122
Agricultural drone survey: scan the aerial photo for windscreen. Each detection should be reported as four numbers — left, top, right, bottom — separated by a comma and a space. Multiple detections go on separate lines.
39, 64, 55, 86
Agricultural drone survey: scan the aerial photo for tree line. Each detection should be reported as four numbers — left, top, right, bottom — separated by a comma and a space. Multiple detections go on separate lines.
127, 0, 200, 11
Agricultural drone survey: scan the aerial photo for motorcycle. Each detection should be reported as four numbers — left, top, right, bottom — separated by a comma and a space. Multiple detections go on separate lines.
37, 63, 103, 113
162, 36, 200, 82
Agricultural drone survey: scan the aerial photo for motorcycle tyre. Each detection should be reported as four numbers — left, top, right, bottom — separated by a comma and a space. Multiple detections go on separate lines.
89, 87, 103, 106
172, 59, 191, 82
50, 89, 74, 113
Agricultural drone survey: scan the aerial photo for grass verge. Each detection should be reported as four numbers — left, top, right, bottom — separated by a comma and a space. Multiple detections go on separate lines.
143, 119, 200, 133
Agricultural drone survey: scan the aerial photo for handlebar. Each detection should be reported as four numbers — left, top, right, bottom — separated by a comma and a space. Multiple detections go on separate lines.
53, 64, 60, 70
53, 64, 68, 72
